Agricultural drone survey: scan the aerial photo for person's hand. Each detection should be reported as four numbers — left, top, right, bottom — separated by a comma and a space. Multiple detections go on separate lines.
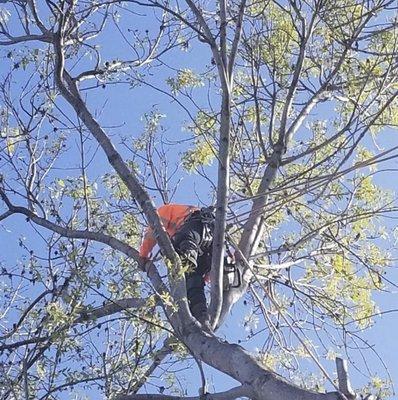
139, 255, 150, 264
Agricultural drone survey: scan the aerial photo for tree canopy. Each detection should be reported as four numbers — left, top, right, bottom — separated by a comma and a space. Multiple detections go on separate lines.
0, 0, 397, 399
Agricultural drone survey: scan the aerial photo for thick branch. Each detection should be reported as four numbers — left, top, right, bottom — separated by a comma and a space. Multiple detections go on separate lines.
209, 0, 248, 328
184, 0, 228, 89
209, 87, 231, 327
0, 191, 139, 260
238, 146, 283, 258
75, 297, 149, 323
117, 384, 251, 400
181, 327, 343, 400
53, 38, 176, 263
0, 33, 52, 45
336, 358, 355, 399
0, 210, 13, 222
228, 0, 247, 79
50, 34, 194, 327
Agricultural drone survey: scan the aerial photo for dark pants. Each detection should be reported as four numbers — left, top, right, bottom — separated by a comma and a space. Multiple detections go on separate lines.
171, 217, 212, 321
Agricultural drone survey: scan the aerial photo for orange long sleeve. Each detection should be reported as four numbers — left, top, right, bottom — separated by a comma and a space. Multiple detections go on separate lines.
139, 204, 199, 258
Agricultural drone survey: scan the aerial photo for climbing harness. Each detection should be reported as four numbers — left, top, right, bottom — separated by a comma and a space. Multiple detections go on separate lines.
182, 206, 215, 252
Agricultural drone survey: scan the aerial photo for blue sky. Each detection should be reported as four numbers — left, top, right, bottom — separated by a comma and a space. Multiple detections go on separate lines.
1, 1, 398, 399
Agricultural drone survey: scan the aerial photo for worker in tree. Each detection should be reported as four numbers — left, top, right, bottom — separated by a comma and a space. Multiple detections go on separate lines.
139, 203, 236, 325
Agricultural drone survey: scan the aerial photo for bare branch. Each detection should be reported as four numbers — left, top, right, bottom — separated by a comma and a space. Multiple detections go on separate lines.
128, 337, 175, 393
52, 33, 178, 266
117, 384, 251, 400
0, 33, 52, 45
0, 188, 140, 261
75, 297, 150, 323
336, 358, 355, 399
228, 0, 247, 79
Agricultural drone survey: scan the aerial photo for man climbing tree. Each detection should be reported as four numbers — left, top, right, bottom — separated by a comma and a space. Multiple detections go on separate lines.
140, 204, 236, 327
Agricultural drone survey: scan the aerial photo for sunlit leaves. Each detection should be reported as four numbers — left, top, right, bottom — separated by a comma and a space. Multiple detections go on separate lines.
103, 172, 130, 201
354, 175, 380, 204
247, 2, 299, 77
45, 301, 73, 331
369, 26, 398, 56
304, 251, 382, 329
166, 68, 204, 95
0, 127, 22, 156
349, 276, 378, 328
121, 213, 140, 247
142, 110, 166, 137
55, 177, 97, 200
258, 352, 278, 371
189, 110, 218, 136
320, 0, 368, 38
181, 110, 218, 172
182, 140, 215, 172
375, 98, 398, 128
332, 254, 353, 276
368, 376, 393, 398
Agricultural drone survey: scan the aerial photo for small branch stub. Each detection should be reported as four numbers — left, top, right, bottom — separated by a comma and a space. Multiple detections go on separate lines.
336, 358, 356, 400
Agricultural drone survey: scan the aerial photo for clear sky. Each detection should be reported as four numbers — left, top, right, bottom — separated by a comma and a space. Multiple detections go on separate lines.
1, 1, 398, 399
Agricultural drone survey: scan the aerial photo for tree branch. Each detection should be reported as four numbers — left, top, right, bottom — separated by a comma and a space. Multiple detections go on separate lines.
52, 34, 177, 266
209, 0, 248, 328
75, 297, 150, 323
129, 337, 175, 394
117, 384, 251, 400
336, 358, 355, 399
0, 188, 140, 260
0, 33, 52, 45
184, 0, 228, 90
209, 76, 231, 328
50, 33, 194, 327
228, 0, 247, 79
0, 210, 13, 222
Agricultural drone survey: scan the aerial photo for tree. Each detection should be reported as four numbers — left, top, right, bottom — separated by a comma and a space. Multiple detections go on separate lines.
0, 0, 397, 399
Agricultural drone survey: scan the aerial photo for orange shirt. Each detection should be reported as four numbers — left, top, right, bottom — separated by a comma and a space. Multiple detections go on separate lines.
139, 204, 199, 258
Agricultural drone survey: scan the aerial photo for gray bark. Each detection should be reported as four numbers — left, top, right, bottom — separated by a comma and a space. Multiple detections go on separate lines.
209, 87, 231, 327
180, 327, 344, 400
117, 384, 250, 399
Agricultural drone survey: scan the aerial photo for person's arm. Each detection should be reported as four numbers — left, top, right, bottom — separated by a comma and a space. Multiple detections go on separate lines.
139, 228, 156, 259
139, 205, 173, 259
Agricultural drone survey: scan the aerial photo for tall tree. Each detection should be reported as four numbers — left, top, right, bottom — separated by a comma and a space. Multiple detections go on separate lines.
0, 0, 397, 399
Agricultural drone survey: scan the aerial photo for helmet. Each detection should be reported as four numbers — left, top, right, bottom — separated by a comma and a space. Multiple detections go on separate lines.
200, 206, 216, 224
